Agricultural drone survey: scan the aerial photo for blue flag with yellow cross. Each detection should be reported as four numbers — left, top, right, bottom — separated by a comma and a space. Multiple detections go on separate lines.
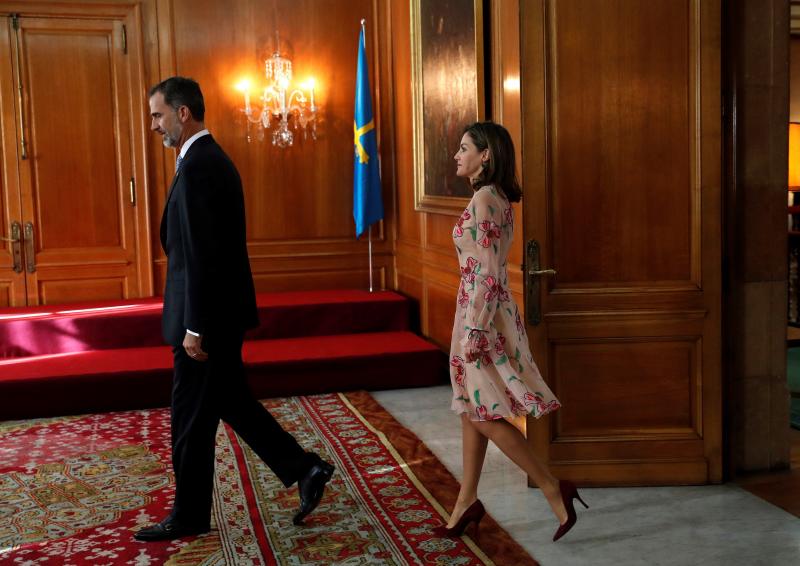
353, 21, 383, 238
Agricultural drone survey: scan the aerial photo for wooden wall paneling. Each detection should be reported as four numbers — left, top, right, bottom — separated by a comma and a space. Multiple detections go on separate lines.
373, 0, 396, 262
0, 16, 26, 305
394, 269, 423, 331
391, 0, 422, 253
393, 0, 524, 346
150, 0, 177, 293
425, 213, 461, 250
161, 0, 391, 294
424, 277, 458, 350
395, 241, 425, 304
0, 1, 138, 17
127, 2, 155, 298
492, 0, 524, 299
153, 259, 166, 299
390, 0, 423, 323
248, 252, 391, 292
522, 0, 722, 485
253, 267, 388, 293
492, 0, 527, 306
1, 0, 395, 302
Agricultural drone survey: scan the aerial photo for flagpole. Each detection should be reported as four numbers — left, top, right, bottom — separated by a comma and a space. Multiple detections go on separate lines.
368, 225, 374, 292
357, 16, 378, 293
363, 17, 373, 293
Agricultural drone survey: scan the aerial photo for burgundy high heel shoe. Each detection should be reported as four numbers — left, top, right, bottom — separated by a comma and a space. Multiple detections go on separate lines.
434, 499, 486, 538
552, 480, 588, 542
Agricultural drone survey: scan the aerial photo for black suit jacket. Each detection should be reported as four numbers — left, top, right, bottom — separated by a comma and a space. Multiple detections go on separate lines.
160, 134, 258, 347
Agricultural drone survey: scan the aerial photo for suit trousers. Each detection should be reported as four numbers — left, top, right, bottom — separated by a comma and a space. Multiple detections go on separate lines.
170, 332, 318, 525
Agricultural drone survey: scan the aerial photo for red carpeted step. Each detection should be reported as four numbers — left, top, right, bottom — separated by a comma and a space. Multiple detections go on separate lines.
0, 290, 413, 358
0, 331, 446, 420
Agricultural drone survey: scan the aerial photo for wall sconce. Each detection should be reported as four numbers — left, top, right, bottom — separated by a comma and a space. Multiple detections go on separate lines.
236, 51, 318, 148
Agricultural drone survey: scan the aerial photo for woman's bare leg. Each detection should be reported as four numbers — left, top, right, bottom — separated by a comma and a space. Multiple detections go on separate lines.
471, 418, 568, 524
447, 413, 489, 528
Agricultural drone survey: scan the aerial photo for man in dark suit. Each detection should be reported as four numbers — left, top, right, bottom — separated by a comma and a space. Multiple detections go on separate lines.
135, 77, 334, 542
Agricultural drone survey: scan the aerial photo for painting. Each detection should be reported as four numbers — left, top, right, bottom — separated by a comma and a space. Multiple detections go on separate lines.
412, 0, 485, 214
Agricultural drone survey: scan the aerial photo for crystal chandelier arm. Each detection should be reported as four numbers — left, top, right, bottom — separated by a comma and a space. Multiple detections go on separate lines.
261, 88, 281, 116
287, 90, 307, 109
245, 109, 264, 124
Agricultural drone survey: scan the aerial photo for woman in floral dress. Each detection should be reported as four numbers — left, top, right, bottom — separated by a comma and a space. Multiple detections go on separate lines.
441, 122, 587, 542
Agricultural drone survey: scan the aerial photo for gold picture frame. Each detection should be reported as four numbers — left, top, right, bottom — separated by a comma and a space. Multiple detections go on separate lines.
411, 0, 485, 215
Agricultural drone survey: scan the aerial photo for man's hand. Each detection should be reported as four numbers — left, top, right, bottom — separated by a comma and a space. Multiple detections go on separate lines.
183, 332, 208, 362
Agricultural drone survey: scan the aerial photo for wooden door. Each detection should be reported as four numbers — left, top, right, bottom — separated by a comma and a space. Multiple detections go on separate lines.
9, 14, 142, 305
521, 0, 722, 485
0, 17, 25, 306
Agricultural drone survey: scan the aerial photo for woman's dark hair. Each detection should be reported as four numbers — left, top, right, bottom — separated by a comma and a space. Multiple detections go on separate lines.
149, 76, 205, 122
462, 121, 522, 202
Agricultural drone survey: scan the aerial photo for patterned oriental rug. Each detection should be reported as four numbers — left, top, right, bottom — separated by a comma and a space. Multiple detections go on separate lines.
0, 391, 539, 565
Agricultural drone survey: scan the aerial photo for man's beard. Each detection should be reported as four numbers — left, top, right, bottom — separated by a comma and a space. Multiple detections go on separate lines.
162, 127, 180, 148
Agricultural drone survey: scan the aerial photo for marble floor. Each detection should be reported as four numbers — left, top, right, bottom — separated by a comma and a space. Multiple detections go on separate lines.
371, 385, 800, 566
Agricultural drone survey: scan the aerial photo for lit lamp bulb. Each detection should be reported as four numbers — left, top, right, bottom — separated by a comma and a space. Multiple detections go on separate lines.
236, 78, 252, 114
302, 78, 316, 109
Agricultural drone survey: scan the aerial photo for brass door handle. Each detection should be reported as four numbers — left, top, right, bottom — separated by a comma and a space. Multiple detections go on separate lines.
4, 221, 22, 272
24, 221, 34, 273
11, 15, 27, 160
528, 268, 557, 276
525, 239, 556, 326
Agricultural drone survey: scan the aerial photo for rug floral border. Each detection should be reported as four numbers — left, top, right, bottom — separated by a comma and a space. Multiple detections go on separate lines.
343, 391, 540, 566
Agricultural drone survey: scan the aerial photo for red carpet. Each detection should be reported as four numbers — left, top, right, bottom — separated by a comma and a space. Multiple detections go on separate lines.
0, 290, 446, 420
0, 392, 538, 565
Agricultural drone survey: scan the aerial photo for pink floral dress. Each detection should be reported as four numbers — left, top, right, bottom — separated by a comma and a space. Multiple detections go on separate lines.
450, 186, 561, 421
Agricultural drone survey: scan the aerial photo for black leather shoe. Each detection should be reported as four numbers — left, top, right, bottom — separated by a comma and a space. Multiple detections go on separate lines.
134, 517, 210, 541
292, 461, 335, 525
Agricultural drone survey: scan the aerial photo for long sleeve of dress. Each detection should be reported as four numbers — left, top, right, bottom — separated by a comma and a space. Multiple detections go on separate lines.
463, 188, 506, 341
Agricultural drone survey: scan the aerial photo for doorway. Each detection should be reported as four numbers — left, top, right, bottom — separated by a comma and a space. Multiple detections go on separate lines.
0, 6, 150, 306
520, 0, 723, 485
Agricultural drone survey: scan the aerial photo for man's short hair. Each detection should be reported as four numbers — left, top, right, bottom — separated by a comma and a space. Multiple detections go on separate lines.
149, 77, 205, 121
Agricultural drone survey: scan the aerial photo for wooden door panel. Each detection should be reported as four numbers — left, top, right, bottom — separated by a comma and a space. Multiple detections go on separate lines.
14, 16, 138, 304
0, 283, 11, 306
26, 26, 121, 250
522, 0, 721, 485
0, 17, 25, 306
37, 274, 126, 304
552, 339, 698, 436
550, 0, 693, 286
